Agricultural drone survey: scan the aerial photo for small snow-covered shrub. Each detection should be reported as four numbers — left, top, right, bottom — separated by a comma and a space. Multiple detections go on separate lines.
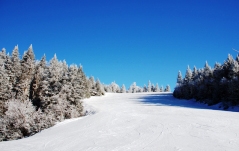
0, 99, 54, 141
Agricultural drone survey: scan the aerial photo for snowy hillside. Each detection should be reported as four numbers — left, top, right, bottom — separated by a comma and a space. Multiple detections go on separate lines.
1, 93, 239, 151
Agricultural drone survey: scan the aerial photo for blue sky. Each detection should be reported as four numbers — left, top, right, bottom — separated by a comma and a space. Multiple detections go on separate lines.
0, 0, 239, 89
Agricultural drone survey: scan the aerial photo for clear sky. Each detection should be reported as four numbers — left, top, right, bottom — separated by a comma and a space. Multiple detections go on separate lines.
0, 0, 239, 89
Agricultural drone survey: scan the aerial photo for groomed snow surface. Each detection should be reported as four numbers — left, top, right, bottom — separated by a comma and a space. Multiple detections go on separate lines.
1, 92, 239, 151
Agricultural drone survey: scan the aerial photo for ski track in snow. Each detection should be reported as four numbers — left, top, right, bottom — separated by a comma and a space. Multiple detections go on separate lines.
1, 92, 239, 151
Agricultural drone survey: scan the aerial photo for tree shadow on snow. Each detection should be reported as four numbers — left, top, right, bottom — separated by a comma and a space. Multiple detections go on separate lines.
137, 93, 239, 112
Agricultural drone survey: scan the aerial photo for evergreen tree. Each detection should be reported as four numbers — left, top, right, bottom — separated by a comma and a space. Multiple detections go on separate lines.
201, 61, 213, 101
128, 83, 133, 93
147, 80, 151, 92
10, 45, 22, 96
31, 55, 47, 108
128, 82, 141, 93
121, 84, 126, 93
95, 79, 105, 95
110, 82, 120, 93
0, 66, 11, 116
37, 60, 50, 110
143, 85, 147, 92
184, 65, 192, 83
4, 53, 13, 88
160, 85, 163, 92
39, 54, 64, 115
76, 65, 90, 98
16, 44, 35, 100
104, 85, 111, 92
132, 82, 137, 93
0, 48, 6, 67
151, 84, 155, 92
192, 66, 198, 80
0, 45, 104, 141
88, 76, 96, 95
176, 71, 183, 86
203, 61, 212, 78
222, 54, 235, 80
164, 85, 171, 92
138, 87, 143, 92
173, 54, 239, 108
155, 83, 160, 92
210, 62, 223, 105
236, 54, 239, 63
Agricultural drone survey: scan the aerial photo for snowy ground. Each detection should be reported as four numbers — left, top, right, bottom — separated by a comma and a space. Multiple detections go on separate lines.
1, 92, 239, 151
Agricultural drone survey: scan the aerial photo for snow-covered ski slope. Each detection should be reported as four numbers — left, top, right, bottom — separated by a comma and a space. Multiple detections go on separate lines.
1, 92, 239, 151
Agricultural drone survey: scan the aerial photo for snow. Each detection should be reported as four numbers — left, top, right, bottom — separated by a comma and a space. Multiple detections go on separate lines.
1, 92, 239, 151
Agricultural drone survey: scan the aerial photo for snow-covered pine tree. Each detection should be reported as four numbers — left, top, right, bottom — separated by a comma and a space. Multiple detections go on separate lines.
155, 83, 160, 92
110, 82, 120, 93
36, 59, 50, 111
88, 76, 97, 95
203, 61, 213, 78
95, 79, 105, 95
104, 85, 111, 92
224, 57, 239, 106
176, 71, 183, 86
3, 52, 14, 93
213, 62, 222, 81
164, 85, 171, 92
30, 55, 47, 109
16, 44, 35, 100
151, 84, 155, 92
199, 61, 213, 101
183, 66, 195, 99
132, 82, 137, 93
143, 85, 147, 92
39, 54, 65, 117
192, 66, 198, 81
39, 56, 74, 121
67, 64, 79, 105
76, 65, 90, 98
184, 65, 192, 83
48, 54, 63, 95
160, 85, 163, 92
0, 65, 11, 116
4, 53, 13, 88
10, 45, 22, 97
147, 80, 151, 92
51, 63, 84, 119
208, 62, 223, 105
128, 82, 137, 93
138, 87, 143, 92
0, 48, 6, 67
121, 84, 126, 93
222, 54, 238, 80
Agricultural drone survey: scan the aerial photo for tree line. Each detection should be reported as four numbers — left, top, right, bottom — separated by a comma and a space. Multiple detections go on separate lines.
0, 45, 169, 141
103, 81, 170, 93
173, 54, 239, 109
0, 45, 104, 141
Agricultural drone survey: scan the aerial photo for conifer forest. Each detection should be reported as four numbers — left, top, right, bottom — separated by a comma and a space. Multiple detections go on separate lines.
0, 45, 169, 141
174, 54, 239, 109
1, 45, 239, 143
